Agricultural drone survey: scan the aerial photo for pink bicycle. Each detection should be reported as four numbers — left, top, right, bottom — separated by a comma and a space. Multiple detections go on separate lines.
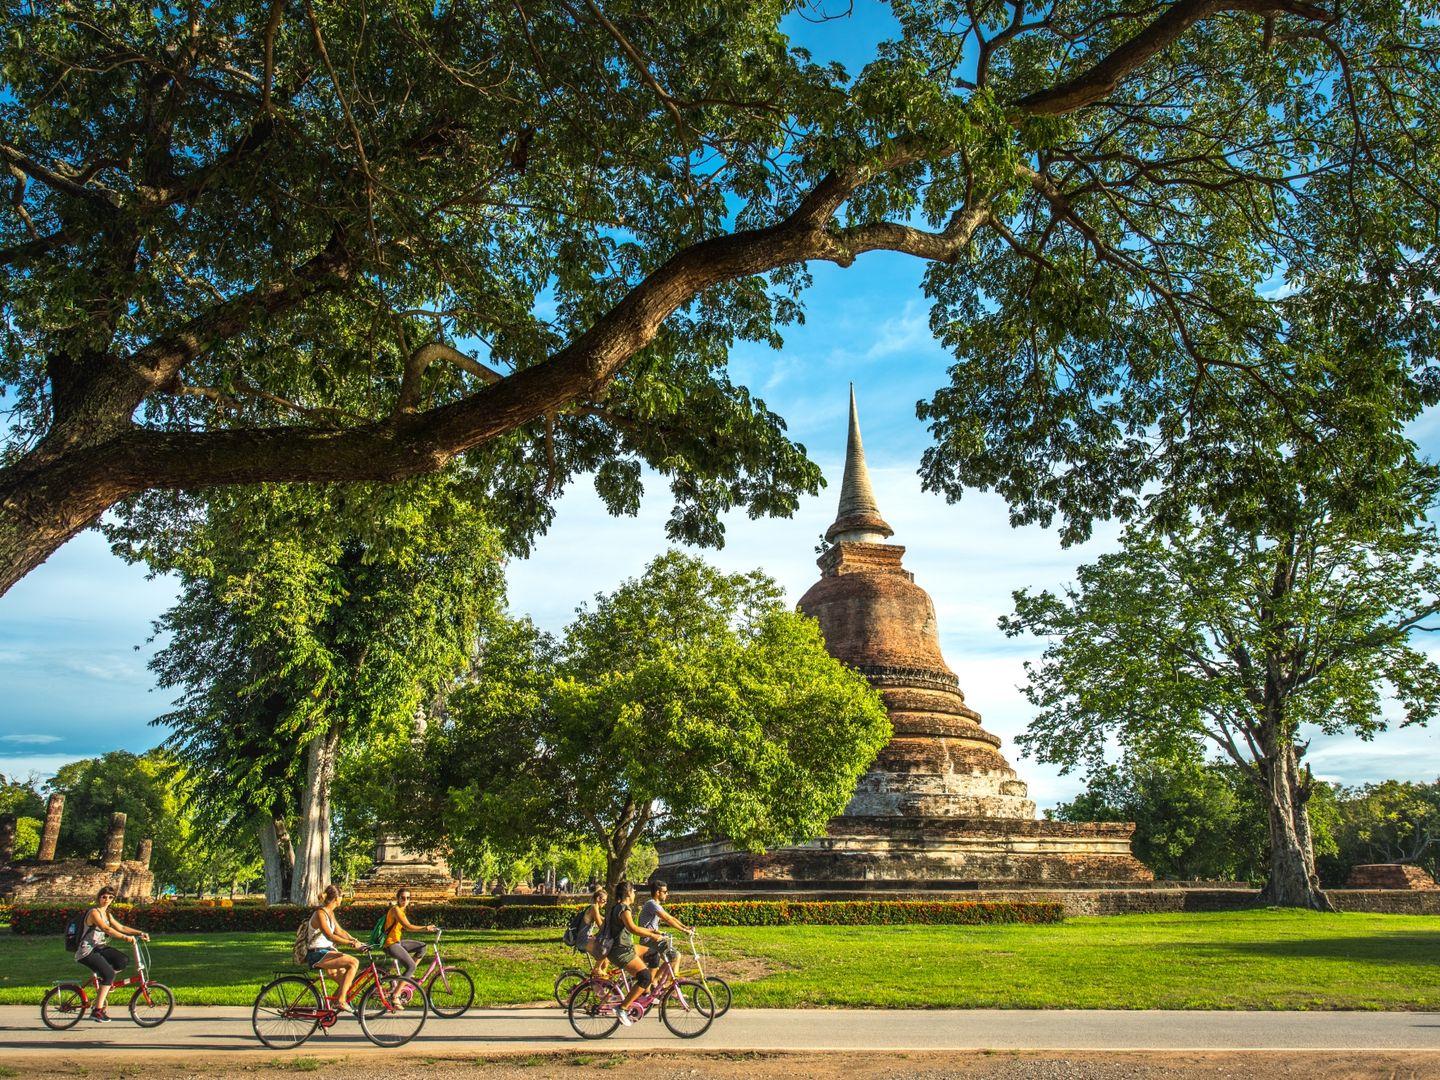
405, 928, 474, 1018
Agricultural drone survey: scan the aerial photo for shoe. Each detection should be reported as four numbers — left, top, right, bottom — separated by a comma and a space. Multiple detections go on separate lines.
617, 1008, 634, 1027
91, 1008, 111, 1023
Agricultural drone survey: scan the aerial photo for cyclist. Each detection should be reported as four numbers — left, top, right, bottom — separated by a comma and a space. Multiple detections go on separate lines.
638, 879, 690, 973
603, 881, 663, 1027
307, 884, 363, 1014
383, 887, 438, 979
74, 885, 149, 1023
583, 885, 608, 968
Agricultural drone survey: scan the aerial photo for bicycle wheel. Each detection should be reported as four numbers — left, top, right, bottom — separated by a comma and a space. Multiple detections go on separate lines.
553, 966, 586, 1007
358, 974, 427, 1047
660, 979, 715, 1039
251, 975, 321, 1049
40, 983, 87, 1031
425, 965, 475, 1018
128, 982, 175, 1027
566, 978, 620, 1040
702, 976, 732, 1017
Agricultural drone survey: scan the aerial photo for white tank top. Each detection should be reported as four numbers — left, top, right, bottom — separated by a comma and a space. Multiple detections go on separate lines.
308, 911, 334, 951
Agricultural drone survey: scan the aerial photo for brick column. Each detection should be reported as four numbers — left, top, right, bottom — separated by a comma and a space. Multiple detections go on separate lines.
136, 838, 153, 868
0, 813, 14, 864
101, 812, 127, 869
37, 793, 63, 862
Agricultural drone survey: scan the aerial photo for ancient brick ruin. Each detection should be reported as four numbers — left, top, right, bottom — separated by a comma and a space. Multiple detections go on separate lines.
1345, 863, 1438, 890
660, 389, 1151, 888
0, 794, 155, 901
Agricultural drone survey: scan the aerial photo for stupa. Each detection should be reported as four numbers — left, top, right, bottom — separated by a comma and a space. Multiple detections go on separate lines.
658, 389, 1150, 887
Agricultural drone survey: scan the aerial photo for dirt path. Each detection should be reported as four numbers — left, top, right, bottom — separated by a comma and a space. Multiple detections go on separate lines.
2, 1049, 1437, 1079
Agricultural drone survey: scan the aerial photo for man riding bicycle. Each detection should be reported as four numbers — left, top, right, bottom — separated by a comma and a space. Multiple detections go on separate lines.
638, 880, 690, 972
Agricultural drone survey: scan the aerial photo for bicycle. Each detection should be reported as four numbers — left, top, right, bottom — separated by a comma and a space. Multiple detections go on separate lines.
554, 941, 623, 1008
673, 928, 731, 1018
251, 944, 428, 1049
566, 935, 714, 1040
390, 927, 474, 1018
42, 936, 174, 1030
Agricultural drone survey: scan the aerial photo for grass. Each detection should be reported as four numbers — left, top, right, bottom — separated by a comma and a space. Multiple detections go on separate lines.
0, 910, 1436, 1010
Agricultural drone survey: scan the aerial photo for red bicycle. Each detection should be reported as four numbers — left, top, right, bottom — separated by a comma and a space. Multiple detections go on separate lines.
251, 944, 427, 1048
41, 937, 174, 1030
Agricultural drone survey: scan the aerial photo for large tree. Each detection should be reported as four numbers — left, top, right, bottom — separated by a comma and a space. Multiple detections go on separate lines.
3, 0, 1439, 592
143, 478, 505, 903
396, 552, 891, 889
1006, 460, 1440, 909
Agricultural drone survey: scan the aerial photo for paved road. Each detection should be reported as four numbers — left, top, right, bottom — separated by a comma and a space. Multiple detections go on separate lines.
1, 1006, 1438, 1056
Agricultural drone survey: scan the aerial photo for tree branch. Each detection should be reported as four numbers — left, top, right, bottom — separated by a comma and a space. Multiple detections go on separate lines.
1013, 0, 1335, 116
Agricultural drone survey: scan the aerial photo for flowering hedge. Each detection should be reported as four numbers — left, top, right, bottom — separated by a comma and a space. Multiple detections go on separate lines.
7, 901, 496, 935
11, 898, 1060, 934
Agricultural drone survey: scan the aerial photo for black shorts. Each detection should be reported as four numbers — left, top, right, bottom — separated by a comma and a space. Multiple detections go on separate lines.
78, 946, 127, 986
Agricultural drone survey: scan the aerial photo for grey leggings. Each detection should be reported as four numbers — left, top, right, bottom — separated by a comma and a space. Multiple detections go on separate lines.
385, 939, 425, 978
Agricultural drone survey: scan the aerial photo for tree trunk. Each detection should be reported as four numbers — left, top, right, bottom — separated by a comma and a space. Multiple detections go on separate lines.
258, 814, 295, 905
290, 727, 339, 905
1257, 744, 1335, 911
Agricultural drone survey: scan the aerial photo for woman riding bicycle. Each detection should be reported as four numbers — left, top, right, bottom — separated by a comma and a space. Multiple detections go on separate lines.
383, 887, 438, 979
583, 885, 608, 967
603, 881, 663, 1027
307, 884, 363, 1014
74, 885, 148, 1023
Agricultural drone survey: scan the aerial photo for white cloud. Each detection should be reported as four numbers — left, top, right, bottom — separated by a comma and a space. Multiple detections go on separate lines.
0, 734, 62, 745
0, 753, 85, 781
863, 298, 935, 361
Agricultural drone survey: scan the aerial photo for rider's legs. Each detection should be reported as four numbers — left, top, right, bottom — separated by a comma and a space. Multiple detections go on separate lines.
618, 956, 650, 1011
79, 946, 126, 1012
315, 952, 360, 1008
385, 940, 424, 979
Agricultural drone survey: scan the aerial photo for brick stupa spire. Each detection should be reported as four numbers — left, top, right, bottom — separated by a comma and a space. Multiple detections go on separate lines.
802, 389, 1034, 819
826, 386, 893, 545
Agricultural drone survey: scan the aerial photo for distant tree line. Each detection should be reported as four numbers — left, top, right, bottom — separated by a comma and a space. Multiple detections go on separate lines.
1051, 758, 1440, 887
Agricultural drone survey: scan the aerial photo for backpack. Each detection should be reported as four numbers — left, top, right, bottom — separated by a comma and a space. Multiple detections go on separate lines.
368, 915, 388, 949
292, 918, 311, 966
562, 908, 588, 950
63, 917, 81, 953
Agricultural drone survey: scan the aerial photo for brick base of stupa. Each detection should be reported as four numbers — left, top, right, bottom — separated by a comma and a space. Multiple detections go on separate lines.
657, 816, 1152, 888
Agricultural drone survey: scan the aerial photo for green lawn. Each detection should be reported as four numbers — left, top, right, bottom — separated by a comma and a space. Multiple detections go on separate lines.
1, 910, 1435, 1010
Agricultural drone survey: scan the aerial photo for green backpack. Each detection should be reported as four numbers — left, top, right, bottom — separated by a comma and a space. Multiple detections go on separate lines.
368, 914, 388, 949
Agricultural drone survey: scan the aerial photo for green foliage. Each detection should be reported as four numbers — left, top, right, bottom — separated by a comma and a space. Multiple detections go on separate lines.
143, 478, 506, 836
1323, 779, 1440, 883
0, 774, 42, 818
12, 816, 39, 860
1052, 755, 1342, 883
5, 0, 1440, 594
397, 551, 890, 884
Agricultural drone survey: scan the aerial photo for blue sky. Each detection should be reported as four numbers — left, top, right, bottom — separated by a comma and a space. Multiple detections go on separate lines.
0, 3, 1435, 807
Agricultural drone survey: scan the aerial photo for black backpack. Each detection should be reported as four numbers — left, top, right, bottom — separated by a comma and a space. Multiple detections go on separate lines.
561, 908, 588, 950
63, 917, 81, 952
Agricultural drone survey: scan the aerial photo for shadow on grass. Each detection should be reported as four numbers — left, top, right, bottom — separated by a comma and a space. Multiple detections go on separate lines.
1190, 933, 1439, 965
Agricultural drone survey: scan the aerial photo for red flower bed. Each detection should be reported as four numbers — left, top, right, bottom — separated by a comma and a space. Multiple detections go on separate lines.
12, 898, 1060, 934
